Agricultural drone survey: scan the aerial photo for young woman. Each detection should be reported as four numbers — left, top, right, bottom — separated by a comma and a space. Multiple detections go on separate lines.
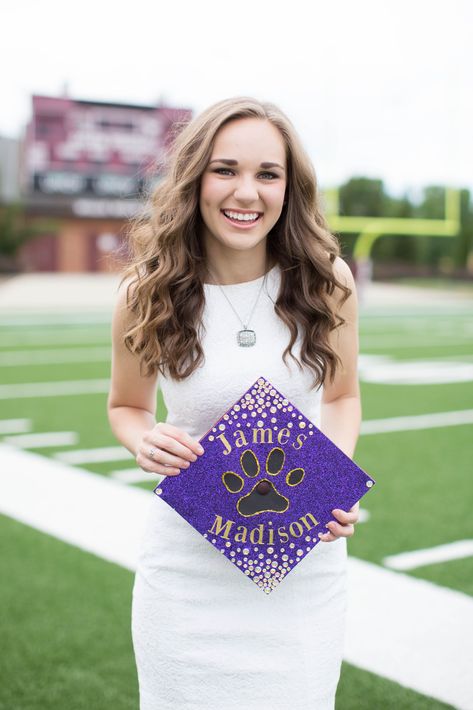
108, 97, 361, 710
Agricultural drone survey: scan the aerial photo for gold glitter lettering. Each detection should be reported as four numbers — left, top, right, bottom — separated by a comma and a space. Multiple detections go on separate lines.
234, 525, 248, 543
277, 427, 291, 445
278, 526, 289, 543
249, 525, 265, 544
292, 432, 307, 450
289, 521, 304, 537
234, 429, 249, 449
208, 515, 235, 539
299, 512, 318, 531
252, 427, 274, 445
217, 433, 233, 456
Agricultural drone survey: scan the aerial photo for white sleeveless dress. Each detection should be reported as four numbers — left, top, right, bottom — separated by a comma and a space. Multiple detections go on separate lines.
131, 264, 347, 710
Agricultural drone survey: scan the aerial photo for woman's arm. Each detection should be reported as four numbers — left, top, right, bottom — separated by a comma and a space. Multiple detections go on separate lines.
318, 256, 362, 541
107, 280, 202, 477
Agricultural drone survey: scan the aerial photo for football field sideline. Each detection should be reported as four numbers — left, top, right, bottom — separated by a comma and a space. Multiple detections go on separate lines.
1, 444, 472, 710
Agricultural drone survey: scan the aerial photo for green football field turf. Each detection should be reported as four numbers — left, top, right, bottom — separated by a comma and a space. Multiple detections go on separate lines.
1, 306, 471, 709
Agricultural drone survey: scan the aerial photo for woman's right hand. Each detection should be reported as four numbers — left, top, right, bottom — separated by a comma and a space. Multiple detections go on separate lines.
136, 422, 205, 477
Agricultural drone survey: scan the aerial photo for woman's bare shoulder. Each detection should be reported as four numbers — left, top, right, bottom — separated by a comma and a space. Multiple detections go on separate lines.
331, 256, 356, 289
112, 275, 138, 325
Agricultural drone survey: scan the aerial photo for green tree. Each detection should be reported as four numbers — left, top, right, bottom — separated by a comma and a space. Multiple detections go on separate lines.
454, 189, 473, 269
414, 186, 445, 219
338, 177, 387, 216
0, 203, 54, 272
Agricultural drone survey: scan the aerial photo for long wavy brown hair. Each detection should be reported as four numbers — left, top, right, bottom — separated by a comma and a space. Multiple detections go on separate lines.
120, 97, 351, 390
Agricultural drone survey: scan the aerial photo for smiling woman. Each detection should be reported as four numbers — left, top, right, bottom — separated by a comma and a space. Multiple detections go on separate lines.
108, 96, 361, 710
199, 119, 287, 264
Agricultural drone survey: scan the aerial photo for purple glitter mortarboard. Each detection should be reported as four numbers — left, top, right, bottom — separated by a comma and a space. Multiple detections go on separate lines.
154, 376, 376, 594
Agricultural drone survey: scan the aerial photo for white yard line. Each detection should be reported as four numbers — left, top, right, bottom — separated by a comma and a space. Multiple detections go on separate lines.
0, 315, 110, 326
16, 409, 472, 468
0, 347, 110, 366
0, 444, 149, 571
109, 469, 371, 523
2, 432, 79, 448
55, 446, 132, 464
345, 558, 473, 710
356, 508, 370, 523
52, 408, 473, 469
0, 419, 32, 434
0, 333, 110, 347
111, 468, 162, 484
361, 409, 473, 434
0, 379, 110, 399
383, 540, 473, 571
360, 335, 473, 348
0, 444, 472, 709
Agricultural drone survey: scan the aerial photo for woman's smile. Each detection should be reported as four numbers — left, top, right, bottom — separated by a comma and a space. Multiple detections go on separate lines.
220, 209, 263, 228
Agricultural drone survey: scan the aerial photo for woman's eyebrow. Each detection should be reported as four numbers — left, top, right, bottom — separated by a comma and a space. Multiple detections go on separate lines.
209, 158, 285, 172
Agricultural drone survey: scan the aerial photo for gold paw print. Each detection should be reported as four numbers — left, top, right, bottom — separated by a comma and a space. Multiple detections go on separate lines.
222, 447, 305, 517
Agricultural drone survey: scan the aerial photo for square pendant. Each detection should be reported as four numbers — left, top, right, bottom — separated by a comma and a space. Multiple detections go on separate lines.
237, 329, 256, 347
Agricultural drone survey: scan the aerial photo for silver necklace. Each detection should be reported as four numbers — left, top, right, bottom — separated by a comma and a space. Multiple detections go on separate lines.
206, 264, 269, 347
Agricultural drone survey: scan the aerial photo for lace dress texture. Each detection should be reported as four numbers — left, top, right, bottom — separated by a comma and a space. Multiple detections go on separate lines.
131, 265, 347, 710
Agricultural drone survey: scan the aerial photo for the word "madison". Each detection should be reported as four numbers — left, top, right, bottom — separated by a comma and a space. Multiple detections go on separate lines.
208, 512, 319, 545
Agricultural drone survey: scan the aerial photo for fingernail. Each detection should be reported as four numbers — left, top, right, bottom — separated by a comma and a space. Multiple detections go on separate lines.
197, 445, 204, 454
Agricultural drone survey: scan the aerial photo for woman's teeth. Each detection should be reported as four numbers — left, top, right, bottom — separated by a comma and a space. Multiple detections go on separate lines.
223, 210, 260, 222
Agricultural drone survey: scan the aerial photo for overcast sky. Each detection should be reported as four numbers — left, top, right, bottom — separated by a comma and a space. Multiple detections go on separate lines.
2, 0, 472, 199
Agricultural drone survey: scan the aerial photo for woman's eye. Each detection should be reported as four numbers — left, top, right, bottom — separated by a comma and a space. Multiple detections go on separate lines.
212, 168, 278, 180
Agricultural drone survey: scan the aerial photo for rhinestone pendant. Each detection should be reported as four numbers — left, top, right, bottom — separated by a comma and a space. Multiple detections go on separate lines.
237, 329, 256, 347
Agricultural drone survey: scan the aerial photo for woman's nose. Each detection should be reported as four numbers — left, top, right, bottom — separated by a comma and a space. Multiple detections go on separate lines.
233, 177, 259, 203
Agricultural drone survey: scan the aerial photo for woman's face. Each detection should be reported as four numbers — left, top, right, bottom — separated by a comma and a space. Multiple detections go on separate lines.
199, 118, 287, 255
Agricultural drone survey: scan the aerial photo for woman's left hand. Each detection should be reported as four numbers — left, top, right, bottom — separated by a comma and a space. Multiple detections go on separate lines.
318, 502, 359, 542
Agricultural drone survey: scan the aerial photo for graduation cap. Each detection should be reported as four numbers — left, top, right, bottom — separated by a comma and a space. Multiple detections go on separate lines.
154, 376, 375, 594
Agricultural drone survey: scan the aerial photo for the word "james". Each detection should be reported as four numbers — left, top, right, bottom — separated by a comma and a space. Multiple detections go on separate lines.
217, 427, 307, 456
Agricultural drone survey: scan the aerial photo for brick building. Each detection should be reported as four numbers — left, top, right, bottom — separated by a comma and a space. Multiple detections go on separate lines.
14, 94, 192, 272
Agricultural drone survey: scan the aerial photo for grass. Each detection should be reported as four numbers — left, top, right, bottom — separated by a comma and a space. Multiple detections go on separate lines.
389, 277, 473, 293
1, 306, 472, 709
0, 514, 138, 710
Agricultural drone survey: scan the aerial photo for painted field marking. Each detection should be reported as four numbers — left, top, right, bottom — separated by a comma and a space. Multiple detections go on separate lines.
360, 359, 473, 385
0, 347, 110, 367
0, 444, 149, 572
111, 468, 164, 484
2, 432, 79, 448
0, 332, 110, 348
361, 409, 473, 434
0, 314, 110, 327
360, 336, 473, 350
53, 408, 473, 469
55, 446, 132, 464
383, 540, 473, 571
0, 379, 110, 399
33, 409, 473, 469
0, 444, 471, 710
345, 557, 473, 710
111, 469, 371, 523
0, 419, 32, 434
